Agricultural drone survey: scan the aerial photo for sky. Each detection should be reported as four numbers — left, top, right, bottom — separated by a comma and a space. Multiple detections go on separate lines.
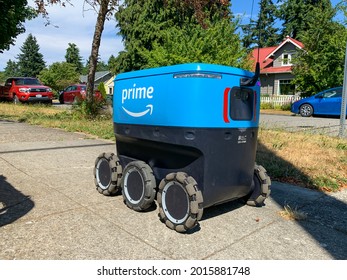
0, 0, 341, 71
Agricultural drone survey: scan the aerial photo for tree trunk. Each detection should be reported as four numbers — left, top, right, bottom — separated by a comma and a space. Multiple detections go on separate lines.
86, 0, 110, 114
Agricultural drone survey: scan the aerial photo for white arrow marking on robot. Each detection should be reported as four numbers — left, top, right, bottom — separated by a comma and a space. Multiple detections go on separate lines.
122, 104, 153, 117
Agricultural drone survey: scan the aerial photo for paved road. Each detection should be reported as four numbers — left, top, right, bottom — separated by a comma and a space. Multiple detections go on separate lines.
260, 113, 346, 137
0, 120, 346, 260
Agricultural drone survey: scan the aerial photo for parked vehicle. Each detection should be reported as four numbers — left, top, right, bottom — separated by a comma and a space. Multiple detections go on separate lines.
59, 84, 103, 104
0, 77, 53, 104
291, 87, 347, 117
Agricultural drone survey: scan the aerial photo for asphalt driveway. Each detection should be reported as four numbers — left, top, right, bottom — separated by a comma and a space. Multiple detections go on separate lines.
0, 120, 346, 260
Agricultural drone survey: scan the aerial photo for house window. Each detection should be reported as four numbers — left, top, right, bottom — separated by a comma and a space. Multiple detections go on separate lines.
282, 53, 293, 66
279, 80, 295, 95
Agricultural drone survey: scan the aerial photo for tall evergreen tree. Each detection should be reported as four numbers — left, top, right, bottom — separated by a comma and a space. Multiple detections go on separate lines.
114, 0, 246, 72
17, 33, 45, 77
65, 43, 83, 73
278, 0, 333, 40
242, 0, 280, 49
108, 55, 117, 73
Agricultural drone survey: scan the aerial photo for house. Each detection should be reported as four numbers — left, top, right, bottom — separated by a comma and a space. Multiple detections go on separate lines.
104, 75, 115, 95
252, 36, 304, 96
80, 71, 115, 94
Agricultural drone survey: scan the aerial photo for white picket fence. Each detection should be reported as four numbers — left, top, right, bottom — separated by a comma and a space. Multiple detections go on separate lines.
260, 95, 301, 106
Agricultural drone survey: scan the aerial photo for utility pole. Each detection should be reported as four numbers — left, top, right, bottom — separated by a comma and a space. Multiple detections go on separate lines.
339, 41, 347, 138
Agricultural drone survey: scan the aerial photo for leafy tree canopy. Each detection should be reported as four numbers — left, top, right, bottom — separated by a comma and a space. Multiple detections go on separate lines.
114, 0, 247, 73
277, 0, 334, 41
38, 61, 80, 92
0, 0, 36, 52
292, 2, 346, 96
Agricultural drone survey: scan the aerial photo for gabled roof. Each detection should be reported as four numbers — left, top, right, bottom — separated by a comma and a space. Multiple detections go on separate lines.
80, 71, 112, 84
264, 36, 304, 61
251, 36, 304, 74
252, 46, 276, 71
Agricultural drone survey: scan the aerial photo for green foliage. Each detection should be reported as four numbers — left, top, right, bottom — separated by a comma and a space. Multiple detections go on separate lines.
0, 72, 6, 84
242, 0, 280, 48
38, 62, 80, 94
97, 82, 107, 99
0, 0, 36, 52
82, 59, 110, 75
277, 0, 333, 41
73, 100, 104, 119
292, 3, 346, 96
260, 102, 291, 111
65, 43, 84, 73
17, 33, 46, 77
108, 55, 118, 74
4, 60, 20, 77
114, 0, 244, 72
142, 19, 249, 69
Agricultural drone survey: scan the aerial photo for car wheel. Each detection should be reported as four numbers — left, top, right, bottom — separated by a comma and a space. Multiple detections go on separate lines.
59, 93, 64, 104
13, 95, 20, 105
158, 172, 204, 233
299, 104, 313, 117
121, 161, 156, 211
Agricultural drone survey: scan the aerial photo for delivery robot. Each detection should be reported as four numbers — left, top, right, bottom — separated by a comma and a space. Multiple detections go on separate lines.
94, 63, 271, 232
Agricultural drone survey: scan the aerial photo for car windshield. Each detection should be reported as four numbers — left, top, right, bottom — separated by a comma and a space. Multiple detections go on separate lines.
15, 78, 41, 85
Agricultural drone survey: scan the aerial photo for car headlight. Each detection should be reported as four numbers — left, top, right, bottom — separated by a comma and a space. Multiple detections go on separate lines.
19, 88, 30, 93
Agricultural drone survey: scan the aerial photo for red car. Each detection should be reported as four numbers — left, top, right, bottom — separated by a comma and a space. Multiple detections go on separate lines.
0, 77, 53, 104
59, 84, 103, 104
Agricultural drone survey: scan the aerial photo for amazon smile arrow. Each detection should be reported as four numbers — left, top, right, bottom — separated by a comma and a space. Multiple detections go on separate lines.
122, 104, 153, 117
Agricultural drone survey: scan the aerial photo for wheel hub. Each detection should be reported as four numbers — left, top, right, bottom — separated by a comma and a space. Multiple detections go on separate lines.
162, 181, 189, 224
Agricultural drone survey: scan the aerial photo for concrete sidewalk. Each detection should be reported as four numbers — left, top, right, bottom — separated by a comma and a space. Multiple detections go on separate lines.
0, 120, 346, 260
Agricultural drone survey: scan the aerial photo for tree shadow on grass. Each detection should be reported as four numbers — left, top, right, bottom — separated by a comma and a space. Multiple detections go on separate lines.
0, 175, 35, 227
256, 142, 347, 259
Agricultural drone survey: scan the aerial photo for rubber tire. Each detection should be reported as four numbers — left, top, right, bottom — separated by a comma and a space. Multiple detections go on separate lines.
94, 153, 122, 196
158, 172, 204, 233
246, 164, 271, 207
13, 95, 20, 104
59, 93, 64, 104
299, 104, 313, 117
121, 161, 156, 211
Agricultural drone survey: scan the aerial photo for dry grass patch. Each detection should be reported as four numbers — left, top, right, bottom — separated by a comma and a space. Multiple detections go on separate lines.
257, 128, 347, 192
279, 205, 307, 221
0, 102, 59, 118
0, 102, 115, 140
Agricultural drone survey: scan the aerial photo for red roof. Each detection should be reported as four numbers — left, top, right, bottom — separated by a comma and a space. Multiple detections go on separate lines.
251, 36, 304, 74
261, 66, 292, 74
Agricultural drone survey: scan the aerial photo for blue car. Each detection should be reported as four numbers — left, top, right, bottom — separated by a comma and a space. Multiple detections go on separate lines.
291, 87, 347, 117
